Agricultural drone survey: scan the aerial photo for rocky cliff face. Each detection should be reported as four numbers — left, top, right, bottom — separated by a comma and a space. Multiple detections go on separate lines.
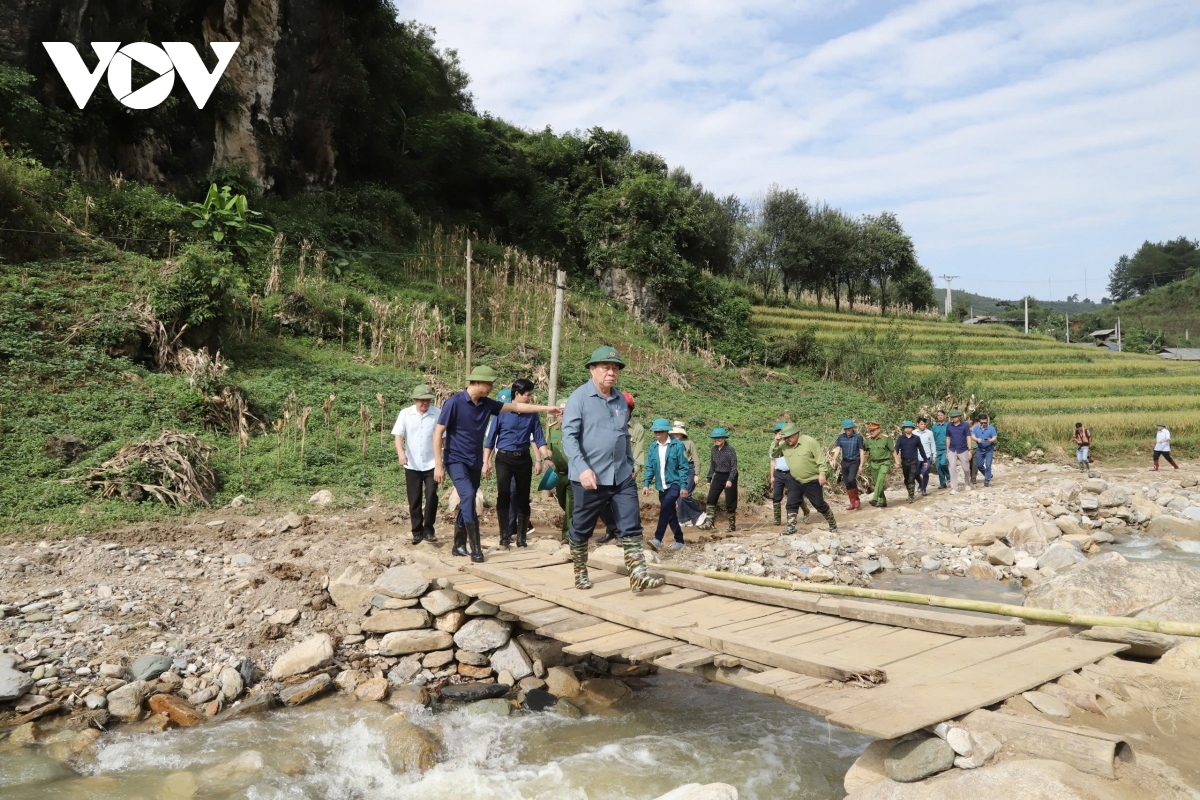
0, 0, 342, 192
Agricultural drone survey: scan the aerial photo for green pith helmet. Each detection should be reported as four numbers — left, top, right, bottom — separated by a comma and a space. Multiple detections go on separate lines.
842, 419, 855, 430
651, 418, 672, 433
902, 420, 916, 429
710, 427, 728, 439
466, 365, 498, 384
586, 346, 625, 368
537, 468, 560, 491
779, 422, 802, 438
410, 384, 435, 400
949, 409, 963, 418
1156, 422, 1166, 427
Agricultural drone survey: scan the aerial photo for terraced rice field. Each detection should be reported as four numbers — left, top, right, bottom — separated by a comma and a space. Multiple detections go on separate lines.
753, 305, 1200, 456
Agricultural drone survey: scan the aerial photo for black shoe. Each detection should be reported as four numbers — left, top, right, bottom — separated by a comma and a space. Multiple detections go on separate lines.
411, 533, 424, 545
499, 529, 511, 548
468, 523, 485, 563
423, 529, 437, 543
595, 530, 617, 545
452, 520, 469, 558
516, 516, 529, 548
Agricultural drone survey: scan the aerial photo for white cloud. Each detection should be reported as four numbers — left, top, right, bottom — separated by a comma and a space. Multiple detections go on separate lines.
402, 0, 1200, 299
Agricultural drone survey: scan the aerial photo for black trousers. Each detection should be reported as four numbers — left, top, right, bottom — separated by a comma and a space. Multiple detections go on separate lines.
404, 468, 438, 537
495, 451, 533, 534
901, 458, 920, 491
705, 471, 738, 514
1154, 450, 1178, 467
841, 459, 860, 491
797, 479, 830, 515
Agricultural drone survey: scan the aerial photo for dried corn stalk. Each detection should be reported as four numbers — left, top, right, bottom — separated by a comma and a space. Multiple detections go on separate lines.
83, 430, 216, 507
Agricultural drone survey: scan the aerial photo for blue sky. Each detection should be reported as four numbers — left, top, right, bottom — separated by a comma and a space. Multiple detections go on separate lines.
403, 0, 1200, 301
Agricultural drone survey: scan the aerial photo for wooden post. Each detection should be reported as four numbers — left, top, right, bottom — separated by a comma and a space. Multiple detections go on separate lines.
1116, 316, 1121, 353
1065, 312, 1070, 343
548, 269, 566, 406
1024, 296, 1029, 334
465, 239, 473, 373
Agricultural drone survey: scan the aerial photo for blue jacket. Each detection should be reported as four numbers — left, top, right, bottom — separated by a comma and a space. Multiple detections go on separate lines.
835, 432, 865, 461
643, 437, 691, 491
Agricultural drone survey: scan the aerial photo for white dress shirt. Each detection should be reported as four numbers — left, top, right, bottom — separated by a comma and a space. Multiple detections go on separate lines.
1156, 428, 1171, 452
393, 404, 440, 471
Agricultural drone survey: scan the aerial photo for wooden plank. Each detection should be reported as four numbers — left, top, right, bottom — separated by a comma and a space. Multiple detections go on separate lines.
816, 596, 1026, 638
620, 593, 733, 621
878, 624, 1069, 684
743, 668, 808, 689
500, 598, 557, 615
477, 589, 529, 605
827, 628, 957, 666
705, 609, 804, 635
496, 555, 571, 571
522, 607, 575, 627
656, 646, 718, 671
536, 615, 602, 637
555, 621, 628, 644
768, 620, 868, 648
710, 665, 781, 696
827, 638, 1127, 739
590, 631, 668, 658
451, 579, 506, 596
621, 640, 682, 660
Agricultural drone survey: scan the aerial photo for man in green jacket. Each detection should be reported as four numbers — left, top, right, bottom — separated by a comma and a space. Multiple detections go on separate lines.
864, 422, 894, 508
770, 422, 837, 535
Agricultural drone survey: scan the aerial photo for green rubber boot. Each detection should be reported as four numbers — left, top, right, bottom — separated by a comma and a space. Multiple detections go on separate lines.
623, 538, 665, 592
782, 513, 797, 536
570, 539, 591, 590
822, 510, 838, 532
772, 502, 782, 525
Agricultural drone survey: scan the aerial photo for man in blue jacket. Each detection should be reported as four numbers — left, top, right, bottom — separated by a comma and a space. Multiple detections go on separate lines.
643, 418, 692, 551
562, 346, 665, 593
834, 420, 865, 510
971, 414, 998, 487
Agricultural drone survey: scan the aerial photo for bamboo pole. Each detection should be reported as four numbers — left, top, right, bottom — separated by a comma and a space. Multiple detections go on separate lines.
650, 563, 1200, 637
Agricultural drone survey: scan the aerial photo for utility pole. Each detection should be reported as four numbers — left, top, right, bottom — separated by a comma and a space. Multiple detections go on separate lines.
939, 275, 958, 318
1116, 316, 1122, 353
1084, 269, 1088, 302
1065, 312, 1070, 343
465, 239, 473, 374
1024, 296, 1029, 334
548, 269, 566, 406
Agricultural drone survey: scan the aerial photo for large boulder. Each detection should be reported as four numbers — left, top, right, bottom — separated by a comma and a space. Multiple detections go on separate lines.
1036, 544, 1088, 572
270, 634, 334, 680
1097, 488, 1129, 508
0, 655, 35, 702
1146, 516, 1200, 541
846, 758, 1131, 799
379, 630, 453, 656
106, 680, 148, 722
439, 682, 510, 702
489, 640, 533, 681
883, 735, 954, 782
1158, 640, 1200, 670
361, 609, 431, 634
516, 634, 572, 668
453, 618, 511, 652
1005, 510, 1062, 549
382, 713, 442, 773
1026, 561, 1200, 623
373, 566, 429, 599
420, 589, 470, 617
544, 666, 581, 698
328, 567, 376, 614
130, 654, 173, 681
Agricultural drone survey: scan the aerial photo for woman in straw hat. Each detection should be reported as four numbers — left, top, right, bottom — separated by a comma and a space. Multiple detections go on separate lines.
434, 365, 559, 563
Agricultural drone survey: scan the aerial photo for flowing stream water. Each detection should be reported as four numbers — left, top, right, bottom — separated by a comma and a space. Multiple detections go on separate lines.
0, 672, 871, 800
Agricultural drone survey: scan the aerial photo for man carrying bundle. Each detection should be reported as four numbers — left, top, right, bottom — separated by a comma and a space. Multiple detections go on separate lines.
561, 346, 664, 593
771, 422, 837, 534
864, 422, 894, 508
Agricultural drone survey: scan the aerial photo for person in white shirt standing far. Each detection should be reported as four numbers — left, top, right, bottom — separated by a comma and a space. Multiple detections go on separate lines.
394, 385, 441, 543
1152, 423, 1179, 471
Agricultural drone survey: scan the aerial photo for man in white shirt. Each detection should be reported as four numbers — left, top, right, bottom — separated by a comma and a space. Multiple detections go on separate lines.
915, 417, 937, 497
393, 384, 441, 543
1153, 423, 1179, 471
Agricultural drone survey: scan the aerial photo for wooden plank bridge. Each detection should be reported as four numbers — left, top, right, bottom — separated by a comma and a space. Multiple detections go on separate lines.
419, 543, 1126, 740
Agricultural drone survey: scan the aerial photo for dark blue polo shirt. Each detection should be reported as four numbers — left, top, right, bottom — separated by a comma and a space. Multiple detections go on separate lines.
894, 434, 926, 461
486, 412, 547, 453
437, 390, 505, 468
945, 421, 971, 453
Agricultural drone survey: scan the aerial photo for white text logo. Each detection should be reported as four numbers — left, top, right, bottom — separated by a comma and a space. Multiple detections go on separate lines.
42, 42, 240, 110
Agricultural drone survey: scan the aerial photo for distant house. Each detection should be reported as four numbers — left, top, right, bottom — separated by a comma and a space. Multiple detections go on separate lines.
963, 316, 1000, 325
1090, 329, 1117, 347
1160, 348, 1200, 361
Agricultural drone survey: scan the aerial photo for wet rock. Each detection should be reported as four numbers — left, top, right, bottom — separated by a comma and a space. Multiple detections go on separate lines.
454, 617, 511, 652
555, 697, 583, 718
388, 656, 423, 683
107, 680, 148, 722
489, 639, 534, 681
1146, 516, 1200, 541
238, 658, 257, 688
522, 688, 558, 712
354, 677, 390, 702
197, 751, 265, 792
420, 588, 469, 616
362, 609, 432, 634
1022, 690, 1071, 718
544, 666, 581, 698
654, 784, 739, 800
387, 685, 431, 708
148, 694, 205, 726
464, 697, 511, 717
130, 654, 173, 682
271, 633, 334, 679
128, 713, 174, 734
382, 713, 442, 773
435, 610, 467, 633
217, 692, 279, 721
280, 673, 332, 706
328, 567, 376, 615
1026, 560, 1200, 623
5, 721, 41, 747
379, 629, 453, 656
439, 682, 509, 702
0, 658, 35, 702
157, 771, 198, 798
373, 566, 429, 600
579, 678, 632, 707
883, 734, 954, 782
1158, 639, 1200, 670
219, 666, 244, 701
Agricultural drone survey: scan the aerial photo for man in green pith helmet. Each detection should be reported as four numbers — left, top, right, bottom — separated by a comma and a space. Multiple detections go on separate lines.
393, 384, 440, 544
700, 427, 738, 531
770, 421, 810, 525
863, 422, 894, 508
893, 420, 927, 503
770, 422, 837, 535
561, 346, 665, 593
